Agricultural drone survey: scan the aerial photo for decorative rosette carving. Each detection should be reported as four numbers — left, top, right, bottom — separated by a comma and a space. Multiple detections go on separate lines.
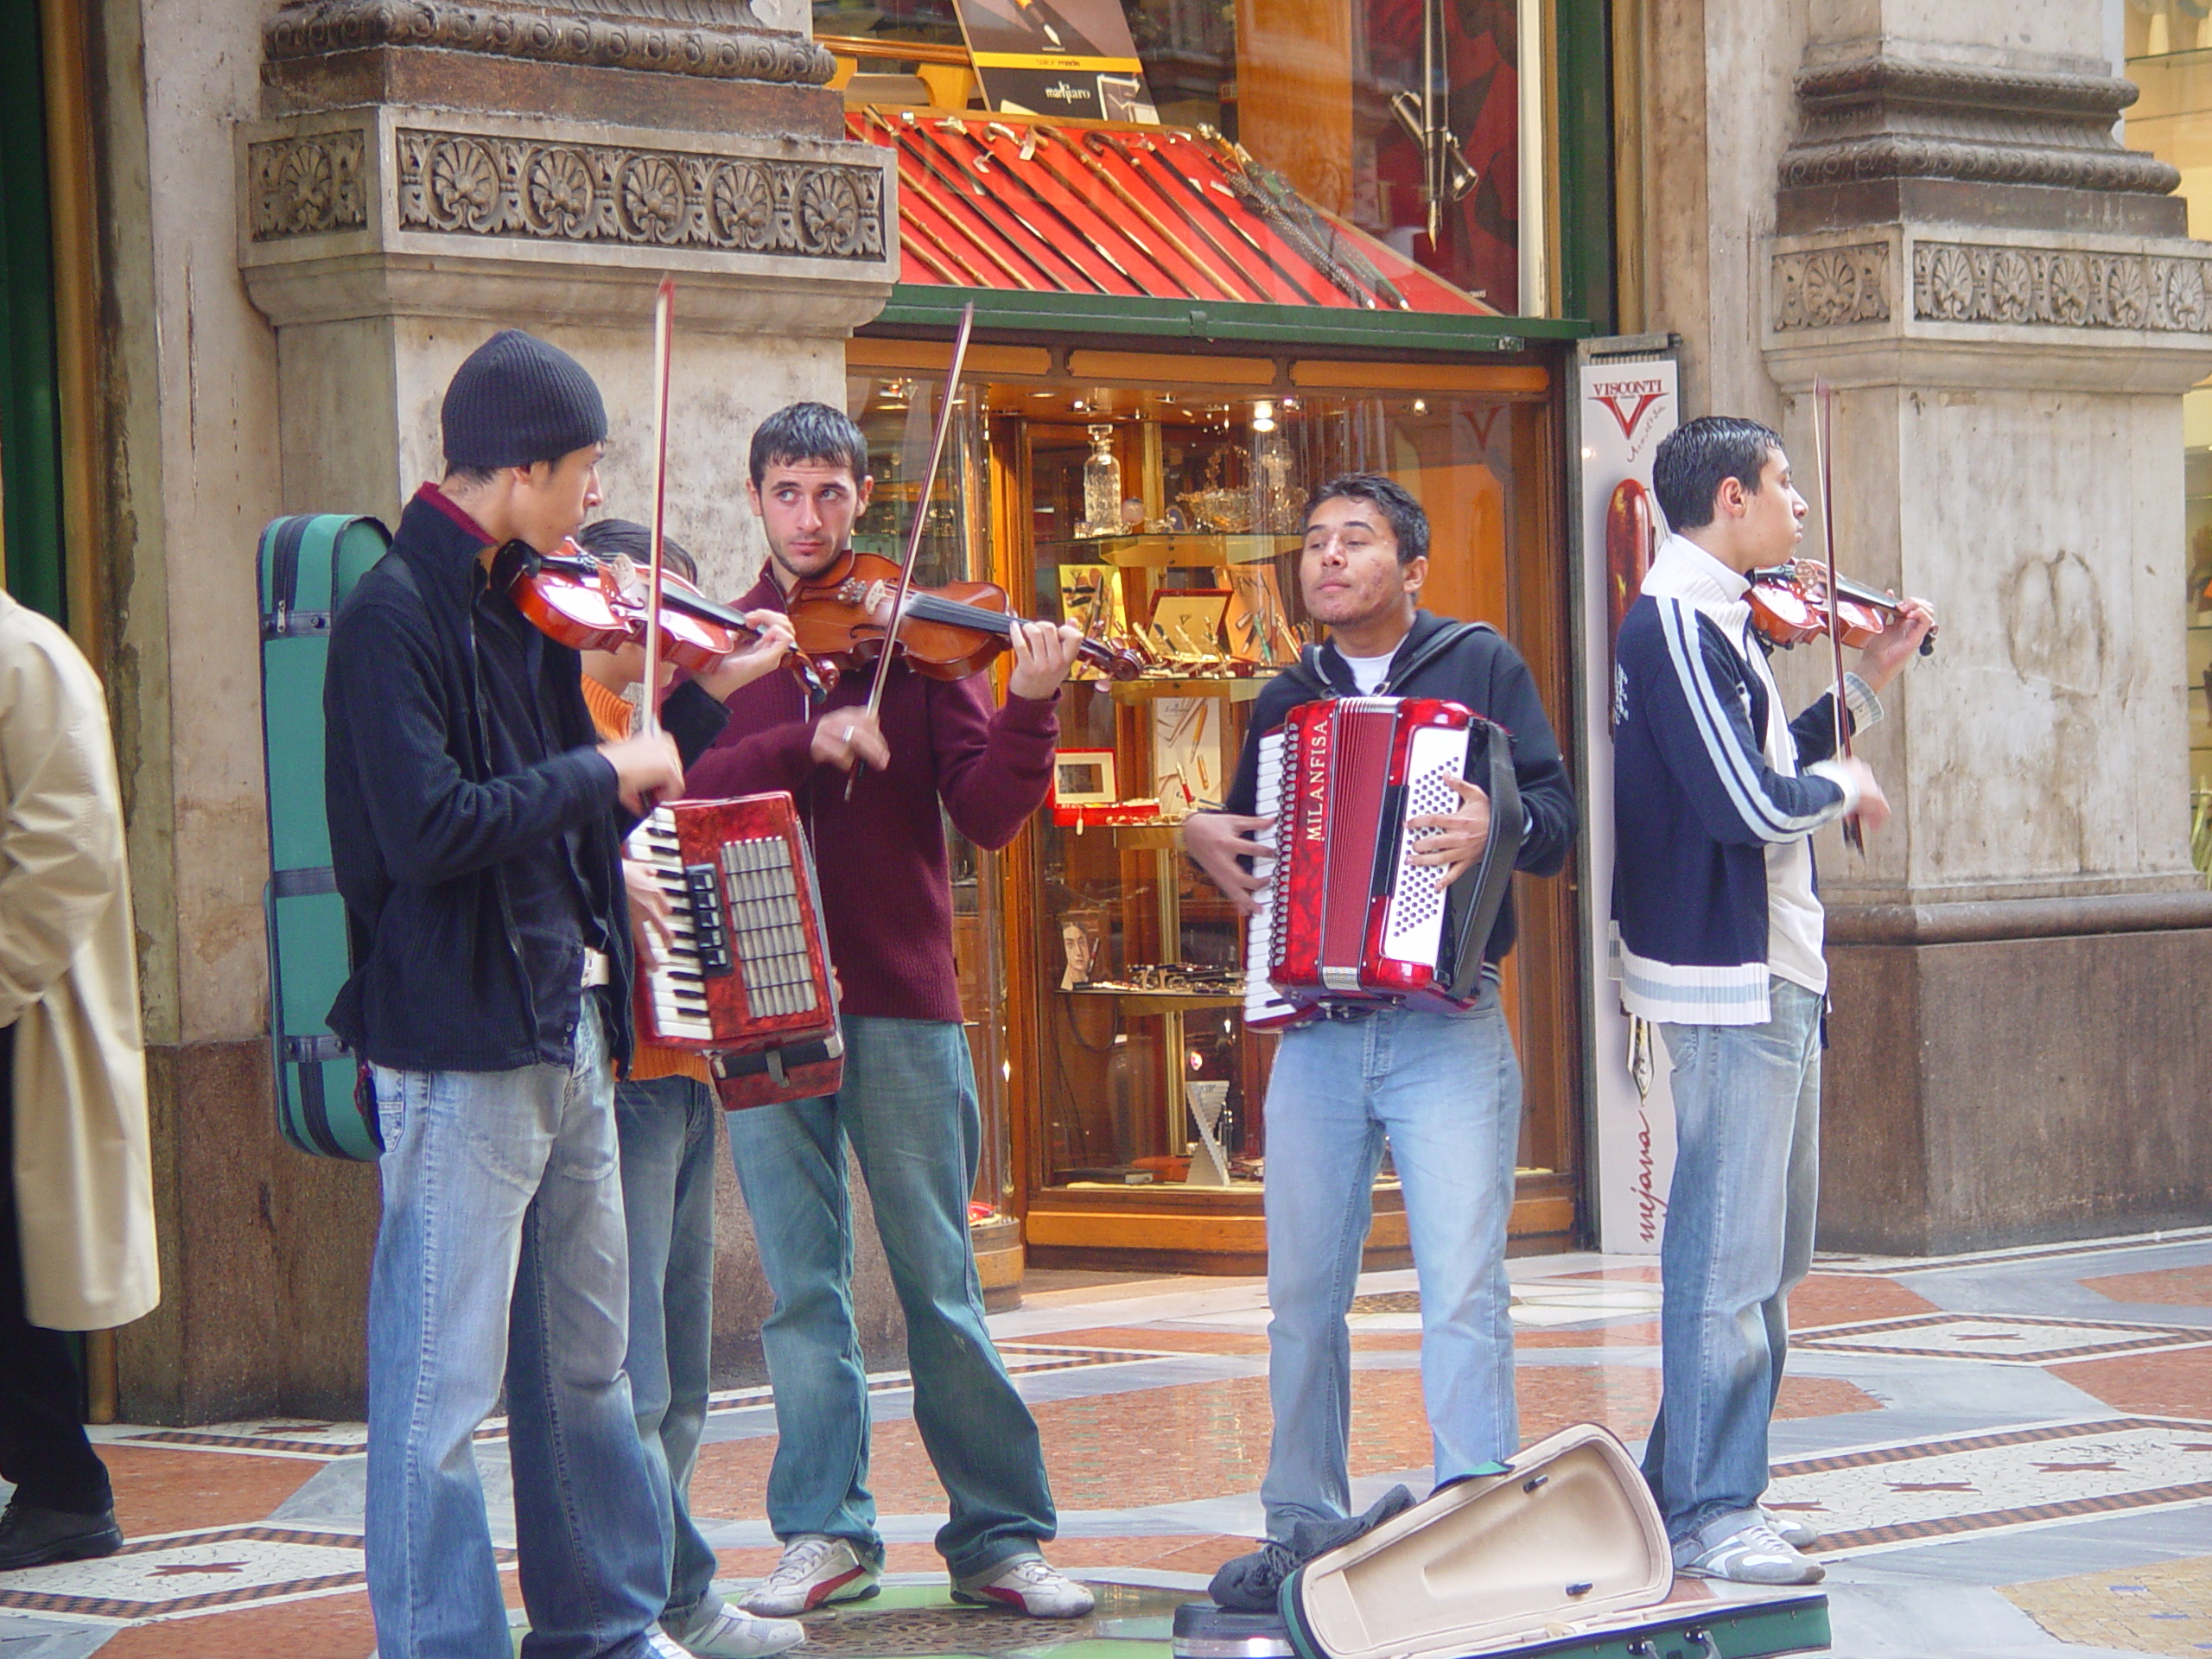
1901, 241, 2212, 333
250, 130, 370, 238
388, 129, 885, 261
1773, 243, 1891, 330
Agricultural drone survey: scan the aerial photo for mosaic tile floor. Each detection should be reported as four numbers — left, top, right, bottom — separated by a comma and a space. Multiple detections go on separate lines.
2, 1228, 2209, 1657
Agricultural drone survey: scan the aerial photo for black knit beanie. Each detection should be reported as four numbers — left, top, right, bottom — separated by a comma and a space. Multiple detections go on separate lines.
442, 329, 607, 470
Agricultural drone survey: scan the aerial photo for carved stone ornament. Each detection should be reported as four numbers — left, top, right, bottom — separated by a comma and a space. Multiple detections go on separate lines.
1910, 242, 2209, 333
264, 0, 835, 86
391, 128, 885, 259
1778, 54, 2180, 198
251, 129, 372, 238
1774, 243, 1891, 330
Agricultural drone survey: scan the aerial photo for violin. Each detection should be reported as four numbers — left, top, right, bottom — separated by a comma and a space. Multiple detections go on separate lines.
1747, 557, 1937, 658
498, 538, 829, 696
785, 547, 1145, 683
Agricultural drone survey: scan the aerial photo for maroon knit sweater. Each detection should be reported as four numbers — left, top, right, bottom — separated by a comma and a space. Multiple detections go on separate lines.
684, 566, 1059, 1023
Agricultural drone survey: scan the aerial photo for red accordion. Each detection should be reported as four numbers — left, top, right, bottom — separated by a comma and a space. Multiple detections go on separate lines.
628, 793, 843, 1109
1244, 696, 1522, 1029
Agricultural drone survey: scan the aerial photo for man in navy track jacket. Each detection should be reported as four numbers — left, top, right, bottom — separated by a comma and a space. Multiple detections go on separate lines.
1611, 416, 1934, 1586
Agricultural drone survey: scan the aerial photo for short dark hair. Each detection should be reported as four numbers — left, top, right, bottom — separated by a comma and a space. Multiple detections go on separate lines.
1305, 473, 1427, 565
442, 462, 503, 488
1651, 416, 1783, 531
576, 517, 697, 585
750, 402, 869, 490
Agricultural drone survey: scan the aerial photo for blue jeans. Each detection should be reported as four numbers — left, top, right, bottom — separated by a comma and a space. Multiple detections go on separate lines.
726, 1016, 1054, 1579
1646, 978, 1823, 1543
366, 999, 667, 1659
615, 1074, 721, 1626
1260, 988, 1522, 1539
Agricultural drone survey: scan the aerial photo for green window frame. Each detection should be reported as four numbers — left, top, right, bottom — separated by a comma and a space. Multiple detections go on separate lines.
0, 0, 68, 626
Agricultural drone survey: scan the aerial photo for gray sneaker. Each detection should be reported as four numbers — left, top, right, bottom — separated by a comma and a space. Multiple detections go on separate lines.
950, 1553, 1096, 1618
662, 1598, 805, 1657
1763, 1509, 1822, 1551
1675, 1517, 1824, 1586
739, 1535, 882, 1617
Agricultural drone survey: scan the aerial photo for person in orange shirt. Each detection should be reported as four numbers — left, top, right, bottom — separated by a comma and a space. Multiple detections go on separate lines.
574, 518, 803, 1659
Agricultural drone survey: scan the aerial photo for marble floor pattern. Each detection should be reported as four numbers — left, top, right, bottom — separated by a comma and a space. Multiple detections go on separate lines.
1, 1230, 2208, 1658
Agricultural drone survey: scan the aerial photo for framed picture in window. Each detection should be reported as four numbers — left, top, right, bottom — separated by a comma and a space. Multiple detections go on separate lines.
1052, 748, 1119, 808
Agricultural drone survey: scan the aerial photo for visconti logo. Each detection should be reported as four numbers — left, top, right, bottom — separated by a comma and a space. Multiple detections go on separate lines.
1590, 378, 1669, 441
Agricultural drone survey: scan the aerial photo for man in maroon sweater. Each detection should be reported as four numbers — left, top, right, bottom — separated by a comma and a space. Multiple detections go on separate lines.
686, 403, 1091, 1619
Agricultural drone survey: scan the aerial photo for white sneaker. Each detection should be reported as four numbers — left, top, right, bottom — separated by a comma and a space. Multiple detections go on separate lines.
950, 1553, 1096, 1618
1675, 1517, 1824, 1586
739, 1535, 882, 1617
1763, 1509, 1821, 1551
662, 1598, 806, 1657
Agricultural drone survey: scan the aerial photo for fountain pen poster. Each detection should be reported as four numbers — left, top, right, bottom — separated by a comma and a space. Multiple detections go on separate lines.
951, 0, 1159, 123
1576, 353, 1678, 1255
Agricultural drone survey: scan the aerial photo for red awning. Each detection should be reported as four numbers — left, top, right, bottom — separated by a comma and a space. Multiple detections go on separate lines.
849, 110, 1498, 318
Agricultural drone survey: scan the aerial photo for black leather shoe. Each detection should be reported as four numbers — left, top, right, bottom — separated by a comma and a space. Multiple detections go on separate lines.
0, 1499, 124, 1571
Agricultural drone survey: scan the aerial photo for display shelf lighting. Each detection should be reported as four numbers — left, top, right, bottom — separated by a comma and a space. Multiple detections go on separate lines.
1251, 399, 1276, 433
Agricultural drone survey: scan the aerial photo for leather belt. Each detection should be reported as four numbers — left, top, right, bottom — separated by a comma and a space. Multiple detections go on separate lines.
580, 948, 612, 988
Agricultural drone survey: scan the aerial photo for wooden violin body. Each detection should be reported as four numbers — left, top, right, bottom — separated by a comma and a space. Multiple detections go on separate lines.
498, 537, 830, 695
500, 540, 736, 672
785, 548, 1144, 683
1747, 557, 1937, 657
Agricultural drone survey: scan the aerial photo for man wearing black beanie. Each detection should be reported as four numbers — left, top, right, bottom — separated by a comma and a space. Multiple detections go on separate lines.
325, 328, 804, 1659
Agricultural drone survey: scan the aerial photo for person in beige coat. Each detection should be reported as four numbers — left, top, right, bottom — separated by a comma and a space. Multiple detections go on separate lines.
0, 586, 158, 1572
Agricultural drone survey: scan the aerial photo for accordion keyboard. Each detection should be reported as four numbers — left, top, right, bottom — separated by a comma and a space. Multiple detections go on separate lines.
631, 813, 716, 1043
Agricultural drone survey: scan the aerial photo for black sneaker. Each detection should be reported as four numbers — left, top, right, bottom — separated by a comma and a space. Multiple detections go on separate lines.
0, 1499, 124, 1572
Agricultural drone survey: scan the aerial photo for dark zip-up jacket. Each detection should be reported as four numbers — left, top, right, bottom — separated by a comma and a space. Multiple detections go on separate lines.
324, 487, 728, 1072
1218, 608, 1577, 966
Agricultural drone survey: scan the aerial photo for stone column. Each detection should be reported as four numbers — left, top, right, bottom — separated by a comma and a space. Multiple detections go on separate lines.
117, 0, 896, 1421
1755, 8, 2212, 1250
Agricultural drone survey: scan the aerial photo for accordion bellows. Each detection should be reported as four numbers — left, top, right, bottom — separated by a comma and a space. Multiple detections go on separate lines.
1245, 696, 1522, 1029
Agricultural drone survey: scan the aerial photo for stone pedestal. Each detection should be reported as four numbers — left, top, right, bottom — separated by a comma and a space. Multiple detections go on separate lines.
1755, 18, 2212, 1250
118, 0, 896, 1422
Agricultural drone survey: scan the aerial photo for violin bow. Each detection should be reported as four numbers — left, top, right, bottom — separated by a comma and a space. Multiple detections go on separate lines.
640, 275, 677, 745
1810, 376, 1862, 854
846, 301, 976, 797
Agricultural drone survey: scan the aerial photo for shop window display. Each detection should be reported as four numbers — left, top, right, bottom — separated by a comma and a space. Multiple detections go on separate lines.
817, 0, 1525, 309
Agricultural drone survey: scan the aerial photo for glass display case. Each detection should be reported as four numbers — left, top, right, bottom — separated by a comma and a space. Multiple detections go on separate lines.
848, 343, 1579, 1273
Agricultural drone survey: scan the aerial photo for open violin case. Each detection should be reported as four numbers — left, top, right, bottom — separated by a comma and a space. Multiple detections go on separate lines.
1174, 1425, 1828, 1659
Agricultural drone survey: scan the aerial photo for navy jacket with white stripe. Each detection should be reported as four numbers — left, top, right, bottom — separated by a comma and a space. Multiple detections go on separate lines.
1609, 536, 1871, 1025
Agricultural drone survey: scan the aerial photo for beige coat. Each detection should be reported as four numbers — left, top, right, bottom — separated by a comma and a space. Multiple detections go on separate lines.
0, 591, 158, 1331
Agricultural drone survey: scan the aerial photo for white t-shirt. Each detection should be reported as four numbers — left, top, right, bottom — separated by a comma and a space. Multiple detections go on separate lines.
1338, 650, 1395, 694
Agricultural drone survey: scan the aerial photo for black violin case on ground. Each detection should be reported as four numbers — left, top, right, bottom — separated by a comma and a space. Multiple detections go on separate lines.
1174, 1424, 1829, 1659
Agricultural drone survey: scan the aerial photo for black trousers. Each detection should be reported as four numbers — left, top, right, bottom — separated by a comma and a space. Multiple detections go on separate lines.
0, 1020, 113, 1515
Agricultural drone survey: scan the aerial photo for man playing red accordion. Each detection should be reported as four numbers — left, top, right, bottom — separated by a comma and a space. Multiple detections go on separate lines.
1184, 473, 1577, 1541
